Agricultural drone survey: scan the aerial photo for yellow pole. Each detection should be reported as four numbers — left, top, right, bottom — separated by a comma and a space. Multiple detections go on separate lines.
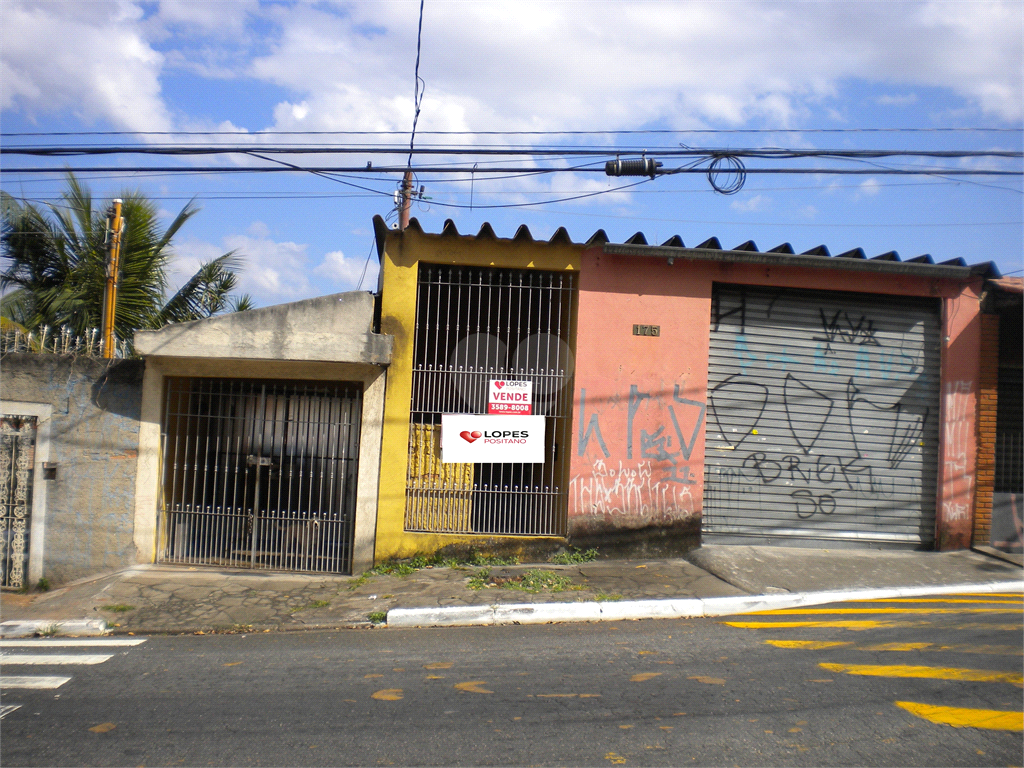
101, 199, 123, 359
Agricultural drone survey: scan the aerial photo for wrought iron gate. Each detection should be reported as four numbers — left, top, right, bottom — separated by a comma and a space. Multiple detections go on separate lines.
405, 264, 577, 536
1, 415, 36, 588
159, 378, 362, 574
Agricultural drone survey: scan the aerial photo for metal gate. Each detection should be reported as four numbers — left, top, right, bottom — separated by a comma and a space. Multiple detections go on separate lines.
703, 284, 941, 546
405, 264, 576, 536
1, 415, 36, 588
159, 378, 362, 573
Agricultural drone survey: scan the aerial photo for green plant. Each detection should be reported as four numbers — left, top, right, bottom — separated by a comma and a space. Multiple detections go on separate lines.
372, 561, 415, 577
467, 568, 492, 590
1, 173, 251, 342
100, 604, 136, 613
594, 591, 622, 602
35, 577, 51, 592
470, 552, 521, 567
368, 611, 387, 625
37, 623, 59, 637
549, 548, 598, 565
347, 572, 373, 590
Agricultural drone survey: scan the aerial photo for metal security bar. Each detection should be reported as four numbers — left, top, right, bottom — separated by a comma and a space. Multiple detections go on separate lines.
405, 264, 577, 536
159, 378, 362, 574
995, 431, 1023, 494
1, 416, 36, 589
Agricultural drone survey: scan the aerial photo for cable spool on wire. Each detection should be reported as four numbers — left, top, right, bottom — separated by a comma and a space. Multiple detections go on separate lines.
605, 157, 663, 178
707, 154, 746, 194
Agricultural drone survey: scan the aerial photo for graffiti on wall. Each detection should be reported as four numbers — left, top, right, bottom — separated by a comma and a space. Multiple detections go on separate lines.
705, 288, 941, 531
573, 383, 706, 518
942, 380, 974, 524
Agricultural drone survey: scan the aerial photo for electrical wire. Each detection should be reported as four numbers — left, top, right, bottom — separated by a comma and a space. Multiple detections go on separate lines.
3, 128, 1021, 137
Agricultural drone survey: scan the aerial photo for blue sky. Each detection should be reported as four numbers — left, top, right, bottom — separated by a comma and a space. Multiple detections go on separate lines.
2, 0, 1021, 307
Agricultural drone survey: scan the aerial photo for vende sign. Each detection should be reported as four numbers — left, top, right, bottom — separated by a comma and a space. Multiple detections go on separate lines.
488, 379, 533, 415
441, 414, 546, 463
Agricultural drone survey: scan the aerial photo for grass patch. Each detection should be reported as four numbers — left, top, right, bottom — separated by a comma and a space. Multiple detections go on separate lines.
100, 604, 136, 613
368, 611, 387, 625
594, 591, 622, 602
347, 572, 373, 590
372, 550, 520, 579
549, 548, 598, 565
470, 568, 583, 594
292, 599, 331, 612
37, 623, 58, 637
35, 577, 51, 592
467, 568, 492, 590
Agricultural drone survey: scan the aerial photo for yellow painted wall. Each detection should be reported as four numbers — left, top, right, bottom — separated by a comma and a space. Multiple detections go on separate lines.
374, 224, 583, 561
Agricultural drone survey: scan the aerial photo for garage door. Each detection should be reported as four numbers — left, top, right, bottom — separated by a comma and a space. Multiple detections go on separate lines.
703, 284, 941, 546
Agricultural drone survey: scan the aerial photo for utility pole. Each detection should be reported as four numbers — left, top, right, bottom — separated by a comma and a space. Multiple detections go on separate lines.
101, 199, 123, 359
398, 170, 413, 230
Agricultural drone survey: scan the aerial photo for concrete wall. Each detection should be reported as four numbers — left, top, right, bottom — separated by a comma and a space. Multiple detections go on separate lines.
1, 354, 144, 585
569, 248, 985, 553
134, 291, 393, 574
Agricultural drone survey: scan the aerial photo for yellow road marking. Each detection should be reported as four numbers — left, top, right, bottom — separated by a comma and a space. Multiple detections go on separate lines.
88, 722, 116, 733
689, 676, 725, 685
851, 598, 1022, 605
454, 680, 493, 694
749, 607, 1022, 615
764, 639, 1021, 655
725, 619, 909, 630
727, 619, 1021, 631
424, 662, 452, 669
630, 672, 661, 682
896, 702, 1023, 731
820, 663, 1023, 686
860, 643, 933, 651
371, 689, 403, 701
764, 640, 852, 650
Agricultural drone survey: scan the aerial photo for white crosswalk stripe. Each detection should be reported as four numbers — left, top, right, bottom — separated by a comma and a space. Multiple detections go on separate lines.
0, 637, 147, 693
1, 653, 114, 665
2, 676, 73, 690
1, 704, 24, 718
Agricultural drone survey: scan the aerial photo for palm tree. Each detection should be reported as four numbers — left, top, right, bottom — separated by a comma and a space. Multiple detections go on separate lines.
1, 174, 252, 346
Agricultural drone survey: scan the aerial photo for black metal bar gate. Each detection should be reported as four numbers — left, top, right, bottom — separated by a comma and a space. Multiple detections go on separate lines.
158, 378, 361, 574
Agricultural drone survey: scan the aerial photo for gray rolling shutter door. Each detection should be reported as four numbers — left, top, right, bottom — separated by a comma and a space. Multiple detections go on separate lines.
703, 284, 941, 546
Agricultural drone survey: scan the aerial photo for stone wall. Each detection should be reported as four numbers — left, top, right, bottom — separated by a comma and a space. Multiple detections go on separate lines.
2, 353, 144, 586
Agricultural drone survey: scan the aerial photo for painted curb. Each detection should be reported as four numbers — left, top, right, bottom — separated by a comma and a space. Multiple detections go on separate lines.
384, 580, 1024, 628
0, 619, 109, 638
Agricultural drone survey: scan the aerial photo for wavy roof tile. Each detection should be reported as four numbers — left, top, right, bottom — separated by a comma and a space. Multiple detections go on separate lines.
372, 215, 1001, 279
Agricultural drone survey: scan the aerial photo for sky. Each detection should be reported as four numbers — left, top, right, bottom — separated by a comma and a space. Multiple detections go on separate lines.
2, 0, 1022, 309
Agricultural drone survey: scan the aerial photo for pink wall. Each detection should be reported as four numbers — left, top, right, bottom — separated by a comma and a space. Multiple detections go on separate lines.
568, 247, 984, 551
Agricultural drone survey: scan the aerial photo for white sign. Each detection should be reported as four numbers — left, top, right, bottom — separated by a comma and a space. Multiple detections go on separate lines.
488, 379, 533, 415
441, 414, 546, 463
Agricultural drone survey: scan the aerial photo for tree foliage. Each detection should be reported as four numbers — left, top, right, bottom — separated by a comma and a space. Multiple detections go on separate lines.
1, 174, 251, 342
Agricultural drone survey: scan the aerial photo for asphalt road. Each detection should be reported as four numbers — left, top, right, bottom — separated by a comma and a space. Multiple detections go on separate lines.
1, 591, 1021, 767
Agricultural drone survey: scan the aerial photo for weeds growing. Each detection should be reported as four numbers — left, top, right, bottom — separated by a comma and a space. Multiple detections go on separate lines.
549, 548, 599, 565
100, 604, 136, 613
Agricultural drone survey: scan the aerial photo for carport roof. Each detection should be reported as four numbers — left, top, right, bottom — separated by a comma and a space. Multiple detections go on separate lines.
373, 214, 1002, 280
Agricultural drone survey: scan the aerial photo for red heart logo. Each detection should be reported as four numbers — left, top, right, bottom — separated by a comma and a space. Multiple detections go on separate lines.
460, 430, 483, 443
494, 381, 504, 389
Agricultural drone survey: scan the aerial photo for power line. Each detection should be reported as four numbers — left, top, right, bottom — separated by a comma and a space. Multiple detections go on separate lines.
5, 145, 1021, 159
3, 128, 1021, 137
3, 165, 1019, 176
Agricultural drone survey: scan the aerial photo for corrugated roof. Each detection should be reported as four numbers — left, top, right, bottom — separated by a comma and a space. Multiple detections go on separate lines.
372, 215, 1001, 279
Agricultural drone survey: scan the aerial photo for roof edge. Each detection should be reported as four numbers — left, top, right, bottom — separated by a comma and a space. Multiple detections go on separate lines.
603, 243, 992, 279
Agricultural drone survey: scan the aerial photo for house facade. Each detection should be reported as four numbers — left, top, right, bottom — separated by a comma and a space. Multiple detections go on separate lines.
372, 215, 1000, 562
2, 217, 1011, 588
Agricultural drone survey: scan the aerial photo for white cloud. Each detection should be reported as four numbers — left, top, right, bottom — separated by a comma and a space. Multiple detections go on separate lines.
2, 0, 1020, 145
1, 1, 172, 131
314, 250, 377, 290
730, 194, 770, 212
876, 94, 919, 107
855, 178, 882, 199
171, 222, 373, 306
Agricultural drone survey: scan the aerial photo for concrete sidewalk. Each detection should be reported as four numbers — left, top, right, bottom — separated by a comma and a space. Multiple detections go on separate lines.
1, 545, 1020, 636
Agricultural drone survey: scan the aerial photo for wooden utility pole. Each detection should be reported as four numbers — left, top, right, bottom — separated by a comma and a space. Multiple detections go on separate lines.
398, 170, 413, 230
101, 199, 123, 359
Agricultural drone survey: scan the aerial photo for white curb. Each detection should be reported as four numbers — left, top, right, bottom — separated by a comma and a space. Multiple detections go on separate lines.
384, 580, 1024, 628
0, 619, 109, 638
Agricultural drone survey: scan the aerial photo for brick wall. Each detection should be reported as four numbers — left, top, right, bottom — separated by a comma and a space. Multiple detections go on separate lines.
973, 314, 999, 545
